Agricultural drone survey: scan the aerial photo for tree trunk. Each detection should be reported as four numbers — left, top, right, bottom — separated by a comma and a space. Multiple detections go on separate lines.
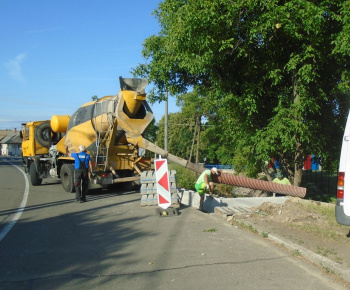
292, 73, 303, 187
294, 144, 304, 186
263, 167, 274, 182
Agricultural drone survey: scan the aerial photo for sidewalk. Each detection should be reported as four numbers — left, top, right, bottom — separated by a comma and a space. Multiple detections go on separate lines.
177, 188, 350, 284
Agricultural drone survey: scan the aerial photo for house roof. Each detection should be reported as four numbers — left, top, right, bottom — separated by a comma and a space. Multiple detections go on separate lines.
0, 131, 22, 144
0, 130, 12, 141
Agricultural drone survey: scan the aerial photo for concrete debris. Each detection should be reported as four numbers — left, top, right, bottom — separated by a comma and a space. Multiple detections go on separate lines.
214, 206, 252, 218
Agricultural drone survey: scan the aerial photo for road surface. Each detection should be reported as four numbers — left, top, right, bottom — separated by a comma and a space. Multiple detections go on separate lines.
0, 156, 347, 289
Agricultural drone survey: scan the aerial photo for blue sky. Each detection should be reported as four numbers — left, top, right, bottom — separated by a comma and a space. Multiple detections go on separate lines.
0, 0, 179, 130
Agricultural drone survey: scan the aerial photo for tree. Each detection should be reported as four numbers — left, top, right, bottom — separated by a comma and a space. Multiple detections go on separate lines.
156, 112, 195, 159
142, 118, 159, 158
143, 118, 158, 144
134, 0, 350, 186
176, 88, 215, 163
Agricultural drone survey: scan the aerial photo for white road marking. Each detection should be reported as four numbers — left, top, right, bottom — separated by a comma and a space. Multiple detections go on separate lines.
0, 162, 29, 242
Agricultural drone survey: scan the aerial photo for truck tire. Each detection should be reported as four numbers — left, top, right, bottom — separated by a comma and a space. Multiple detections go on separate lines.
35, 122, 52, 148
61, 164, 75, 193
22, 157, 29, 174
121, 171, 138, 191
30, 162, 42, 186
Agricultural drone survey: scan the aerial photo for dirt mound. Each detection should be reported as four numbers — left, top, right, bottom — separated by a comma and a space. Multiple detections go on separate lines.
232, 199, 350, 268
253, 200, 324, 224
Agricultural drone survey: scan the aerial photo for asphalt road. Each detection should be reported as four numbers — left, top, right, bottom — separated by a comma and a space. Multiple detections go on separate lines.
0, 156, 348, 289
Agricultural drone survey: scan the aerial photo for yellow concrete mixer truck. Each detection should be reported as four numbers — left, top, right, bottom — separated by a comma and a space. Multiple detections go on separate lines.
21, 77, 204, 193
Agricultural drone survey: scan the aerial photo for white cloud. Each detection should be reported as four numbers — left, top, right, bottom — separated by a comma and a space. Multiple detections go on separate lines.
4, 53, 27, 82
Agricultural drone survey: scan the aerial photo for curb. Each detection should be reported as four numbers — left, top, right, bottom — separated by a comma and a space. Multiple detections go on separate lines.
267, 231, 350, 282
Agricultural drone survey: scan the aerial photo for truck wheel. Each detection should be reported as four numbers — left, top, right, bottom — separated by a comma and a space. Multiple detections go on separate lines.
122, 181, 134, 191
30, 162, 42, 186
22, 158, 29, 174
35, 122, 52, 148
122, 172, 140, 191
61, 164, 75, 193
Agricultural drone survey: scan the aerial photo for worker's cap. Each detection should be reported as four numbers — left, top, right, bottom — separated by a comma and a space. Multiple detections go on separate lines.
276, 172, 283, 178
79, 145, 86, 152
211, 167, 218, 175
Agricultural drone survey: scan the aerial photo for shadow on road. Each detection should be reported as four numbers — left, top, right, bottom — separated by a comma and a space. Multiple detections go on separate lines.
0, 191, 162, 289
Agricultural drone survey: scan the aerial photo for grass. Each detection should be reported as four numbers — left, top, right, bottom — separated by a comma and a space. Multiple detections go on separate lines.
287, 202, 349, 240
203, 228, 217, 233
301, 202, 343, 227
261, 232, 269, 238
316, 246, 337, 257
293, 249, 301, 256
234, 220, 259, 234
321, 264, 336, 275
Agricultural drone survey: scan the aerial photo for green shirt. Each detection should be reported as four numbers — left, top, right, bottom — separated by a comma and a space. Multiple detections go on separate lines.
196, 169, 211, 184
273, 177, 291, 185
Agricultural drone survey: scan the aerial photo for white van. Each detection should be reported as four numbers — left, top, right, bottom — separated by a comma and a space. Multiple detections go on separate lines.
336, 111, 350, 225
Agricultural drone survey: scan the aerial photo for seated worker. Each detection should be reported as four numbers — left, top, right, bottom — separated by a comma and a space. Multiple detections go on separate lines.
195, 167, 218, 211
273, 172, 291, 185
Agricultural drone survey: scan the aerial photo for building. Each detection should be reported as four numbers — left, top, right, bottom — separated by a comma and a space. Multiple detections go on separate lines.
0, 130, 22, 156
0, 130, 11, 141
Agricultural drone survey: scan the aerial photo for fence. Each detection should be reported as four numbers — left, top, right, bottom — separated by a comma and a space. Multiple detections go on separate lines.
301, 167, 338, 201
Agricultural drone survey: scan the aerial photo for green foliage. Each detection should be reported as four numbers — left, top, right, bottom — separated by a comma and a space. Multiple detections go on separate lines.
169, 163, 198, 190
262, 232, 269, 238
214, 183, 235, 197
157, 112, 196, 159
135, 0, 350, 185
203, 228, 217, 233
143, 118, 158, 144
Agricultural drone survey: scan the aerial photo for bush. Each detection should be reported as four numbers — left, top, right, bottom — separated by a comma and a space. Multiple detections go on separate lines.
169, 163, 235, 197
169, 163, 198, 190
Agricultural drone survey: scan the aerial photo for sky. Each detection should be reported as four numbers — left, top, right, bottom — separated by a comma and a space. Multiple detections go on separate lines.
0, 0, 180, 130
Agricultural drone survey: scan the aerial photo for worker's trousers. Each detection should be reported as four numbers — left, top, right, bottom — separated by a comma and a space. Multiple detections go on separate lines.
74, 169, 88, 201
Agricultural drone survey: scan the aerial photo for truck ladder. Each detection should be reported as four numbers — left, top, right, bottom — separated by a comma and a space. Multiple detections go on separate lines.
93, 99, 115, 171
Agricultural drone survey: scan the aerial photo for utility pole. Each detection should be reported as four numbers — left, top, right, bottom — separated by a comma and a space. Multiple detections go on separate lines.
195, 116, 201, 164
164, 90, 168, 152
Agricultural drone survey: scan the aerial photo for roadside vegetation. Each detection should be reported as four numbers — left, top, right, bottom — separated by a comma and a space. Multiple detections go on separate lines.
139, 0, 350, 191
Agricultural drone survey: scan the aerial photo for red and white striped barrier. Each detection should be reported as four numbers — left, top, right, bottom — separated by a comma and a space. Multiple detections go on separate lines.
154, 158, 171, 209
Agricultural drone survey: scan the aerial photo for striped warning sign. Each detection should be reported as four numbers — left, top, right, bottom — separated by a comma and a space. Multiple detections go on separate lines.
154, 158, 171, 209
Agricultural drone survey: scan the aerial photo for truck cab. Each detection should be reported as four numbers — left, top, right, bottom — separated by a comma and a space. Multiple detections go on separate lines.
21, 120, 67, 186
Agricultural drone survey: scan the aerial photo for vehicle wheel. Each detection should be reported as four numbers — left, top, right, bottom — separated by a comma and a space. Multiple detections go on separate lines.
30, 162, 42, 186
22, 159, 29, 174
122, 181, 134, 191
35, 122, 52, 148
122, 172, 140, 191
61, 164, 75, 193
